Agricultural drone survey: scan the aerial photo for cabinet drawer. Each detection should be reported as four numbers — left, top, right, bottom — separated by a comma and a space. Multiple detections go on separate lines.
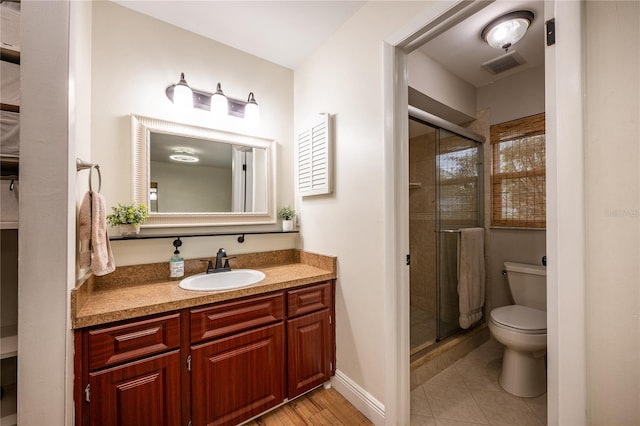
287, 282, 331, 318
88, 313, 180, 371
191, 292, 284, 343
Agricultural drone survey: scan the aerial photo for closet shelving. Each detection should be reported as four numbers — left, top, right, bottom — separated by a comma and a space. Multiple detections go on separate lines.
1, 1, 20, 425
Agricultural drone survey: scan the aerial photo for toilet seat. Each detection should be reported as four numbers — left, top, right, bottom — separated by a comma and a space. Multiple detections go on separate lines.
490, 305, 546, 334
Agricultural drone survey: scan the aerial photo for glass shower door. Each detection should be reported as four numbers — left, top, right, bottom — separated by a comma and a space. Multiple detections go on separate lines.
436, 129, 482, 341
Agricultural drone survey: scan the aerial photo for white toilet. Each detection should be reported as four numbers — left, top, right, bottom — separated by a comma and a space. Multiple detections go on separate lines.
488, 261, 547, 398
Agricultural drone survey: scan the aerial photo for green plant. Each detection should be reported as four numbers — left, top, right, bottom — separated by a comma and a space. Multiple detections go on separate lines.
106, 203, 149, 226
277, 206, 295, 221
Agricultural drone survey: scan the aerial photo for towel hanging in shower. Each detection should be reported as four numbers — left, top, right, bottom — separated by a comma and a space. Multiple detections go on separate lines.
458, 227, 485, 329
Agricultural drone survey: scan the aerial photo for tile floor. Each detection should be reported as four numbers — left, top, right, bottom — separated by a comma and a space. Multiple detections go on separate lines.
411, 339, 547, 425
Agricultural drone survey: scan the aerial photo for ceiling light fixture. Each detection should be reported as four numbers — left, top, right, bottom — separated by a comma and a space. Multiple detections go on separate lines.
481, 10, 534, 52
165, 74, 259, 124
169, 150, 199, 163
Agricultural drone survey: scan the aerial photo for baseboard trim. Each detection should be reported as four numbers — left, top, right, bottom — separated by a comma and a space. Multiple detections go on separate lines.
331, 370, 385, 425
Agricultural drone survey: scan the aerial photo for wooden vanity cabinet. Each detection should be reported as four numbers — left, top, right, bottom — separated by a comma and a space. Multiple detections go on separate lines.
74, 313, 182, 426
286, 281, 334, 398
189, 293, 285, 426
75, 280, 335, 426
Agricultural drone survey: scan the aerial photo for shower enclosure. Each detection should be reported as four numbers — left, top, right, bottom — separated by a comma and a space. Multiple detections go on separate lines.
408, 107, 483, 355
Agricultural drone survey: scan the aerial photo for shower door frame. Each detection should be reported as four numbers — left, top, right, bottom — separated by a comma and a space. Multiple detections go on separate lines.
408, 106, 485, 345
434, 126, 484, 342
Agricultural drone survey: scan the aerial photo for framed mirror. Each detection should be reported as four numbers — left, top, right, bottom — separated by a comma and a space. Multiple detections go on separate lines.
131, 115, 276, 227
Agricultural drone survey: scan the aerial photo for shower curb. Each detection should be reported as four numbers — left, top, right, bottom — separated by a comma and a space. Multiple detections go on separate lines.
410, 323, 490, 390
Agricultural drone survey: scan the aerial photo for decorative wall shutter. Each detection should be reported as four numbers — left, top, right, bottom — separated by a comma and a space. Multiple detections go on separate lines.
297, 114, 332, 196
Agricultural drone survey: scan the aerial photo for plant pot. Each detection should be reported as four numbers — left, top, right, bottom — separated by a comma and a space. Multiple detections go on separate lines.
119, 223, 140, 237
282, 220, 293, 232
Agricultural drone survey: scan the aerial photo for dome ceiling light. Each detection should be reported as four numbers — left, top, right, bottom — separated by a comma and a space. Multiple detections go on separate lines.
481, 10, 534, 53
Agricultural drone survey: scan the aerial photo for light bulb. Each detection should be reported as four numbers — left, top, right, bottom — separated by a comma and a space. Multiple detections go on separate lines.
210, 82, 228, 118
485, 18, 530, 51
172, 73, 193, 109
245, 92, 260, 126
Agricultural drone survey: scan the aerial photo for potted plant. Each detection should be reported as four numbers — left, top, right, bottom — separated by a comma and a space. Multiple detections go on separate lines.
106, 203, 149, 237
277, 206, 295, 232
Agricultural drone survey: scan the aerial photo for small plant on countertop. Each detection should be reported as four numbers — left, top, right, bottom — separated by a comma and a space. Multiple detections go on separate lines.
277, 206, 295, 221
106, 203, 149, 226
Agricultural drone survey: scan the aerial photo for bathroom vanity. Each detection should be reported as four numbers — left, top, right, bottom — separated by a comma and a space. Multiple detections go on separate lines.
72, 250, 336, 426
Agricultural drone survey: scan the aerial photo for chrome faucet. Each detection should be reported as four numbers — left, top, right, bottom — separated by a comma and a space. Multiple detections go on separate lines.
202, 248, 234, 274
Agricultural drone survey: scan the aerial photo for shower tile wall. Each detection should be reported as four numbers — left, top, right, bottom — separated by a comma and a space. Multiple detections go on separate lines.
410, 130, 437, 351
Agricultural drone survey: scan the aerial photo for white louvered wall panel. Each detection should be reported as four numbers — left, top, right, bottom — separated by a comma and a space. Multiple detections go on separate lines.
297, 114, 332, 196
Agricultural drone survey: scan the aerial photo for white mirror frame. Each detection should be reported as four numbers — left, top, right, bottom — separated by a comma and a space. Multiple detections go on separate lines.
131, 114, 277, 227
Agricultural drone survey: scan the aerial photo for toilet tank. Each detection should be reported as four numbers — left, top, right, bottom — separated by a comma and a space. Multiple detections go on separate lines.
504, 262, 547, 311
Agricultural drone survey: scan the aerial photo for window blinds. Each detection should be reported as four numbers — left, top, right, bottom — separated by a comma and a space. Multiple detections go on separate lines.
491, 113, 546, 228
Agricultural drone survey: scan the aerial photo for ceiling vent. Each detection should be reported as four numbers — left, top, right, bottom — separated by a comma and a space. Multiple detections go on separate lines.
482, 51, 526, 75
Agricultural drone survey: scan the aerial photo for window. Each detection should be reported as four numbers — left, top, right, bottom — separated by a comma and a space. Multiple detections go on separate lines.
491, 113, 546, 228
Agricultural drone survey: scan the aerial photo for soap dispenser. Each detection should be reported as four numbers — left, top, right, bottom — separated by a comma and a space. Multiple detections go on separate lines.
170, 238, 184, 280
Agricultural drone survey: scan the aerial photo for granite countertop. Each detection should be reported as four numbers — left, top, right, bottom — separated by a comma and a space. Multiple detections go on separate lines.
71, 249, 336, 329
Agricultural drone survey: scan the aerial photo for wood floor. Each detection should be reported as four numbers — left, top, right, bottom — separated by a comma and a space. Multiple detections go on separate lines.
245, 387, 373, 426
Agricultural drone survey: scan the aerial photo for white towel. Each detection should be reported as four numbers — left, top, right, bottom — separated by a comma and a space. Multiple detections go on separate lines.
78, 191, 116, 276
458, 227, 485, 329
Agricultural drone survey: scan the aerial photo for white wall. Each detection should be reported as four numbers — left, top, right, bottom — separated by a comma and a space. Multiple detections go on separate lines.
70, 2, 95, 423
408, 49, 477, 120
585, 2, 640, 423
294, 0, 447, 415
150, 161, 232, 212
90, 1, 297, 264
19, 1, 75, 423
477, 64, 545, 125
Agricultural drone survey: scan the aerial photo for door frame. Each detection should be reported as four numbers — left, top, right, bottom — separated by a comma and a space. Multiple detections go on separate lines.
382, 1, 587, 424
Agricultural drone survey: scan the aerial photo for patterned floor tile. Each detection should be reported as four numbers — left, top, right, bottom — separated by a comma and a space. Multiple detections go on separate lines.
411, 340, 548, 426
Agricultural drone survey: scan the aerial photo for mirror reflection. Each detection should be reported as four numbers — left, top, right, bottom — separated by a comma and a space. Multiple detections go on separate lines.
149, 132, 267, 213
131, 115, 276, 228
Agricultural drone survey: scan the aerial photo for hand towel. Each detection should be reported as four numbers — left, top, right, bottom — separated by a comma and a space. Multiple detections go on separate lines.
78, 192, 92, 269
458, 227, 485, 329
91, 192, 116, 276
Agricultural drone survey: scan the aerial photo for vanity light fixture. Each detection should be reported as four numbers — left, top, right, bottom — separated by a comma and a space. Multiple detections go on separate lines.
481, 10, 534, 52
210, 82, 229, 118
244, 92, 260, 126
172, 73, 193, 109
166, 73, 259, 123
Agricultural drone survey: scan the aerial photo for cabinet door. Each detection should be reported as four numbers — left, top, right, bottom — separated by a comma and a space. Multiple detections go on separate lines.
287, 309, 331, 398
191, 323, 285, 426
89, 350, 181, 426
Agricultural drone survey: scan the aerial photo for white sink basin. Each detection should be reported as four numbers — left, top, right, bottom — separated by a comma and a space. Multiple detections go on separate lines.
179, 269, 266, 291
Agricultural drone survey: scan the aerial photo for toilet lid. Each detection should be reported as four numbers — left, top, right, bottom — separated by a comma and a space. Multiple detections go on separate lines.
491, 305, 546, 332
